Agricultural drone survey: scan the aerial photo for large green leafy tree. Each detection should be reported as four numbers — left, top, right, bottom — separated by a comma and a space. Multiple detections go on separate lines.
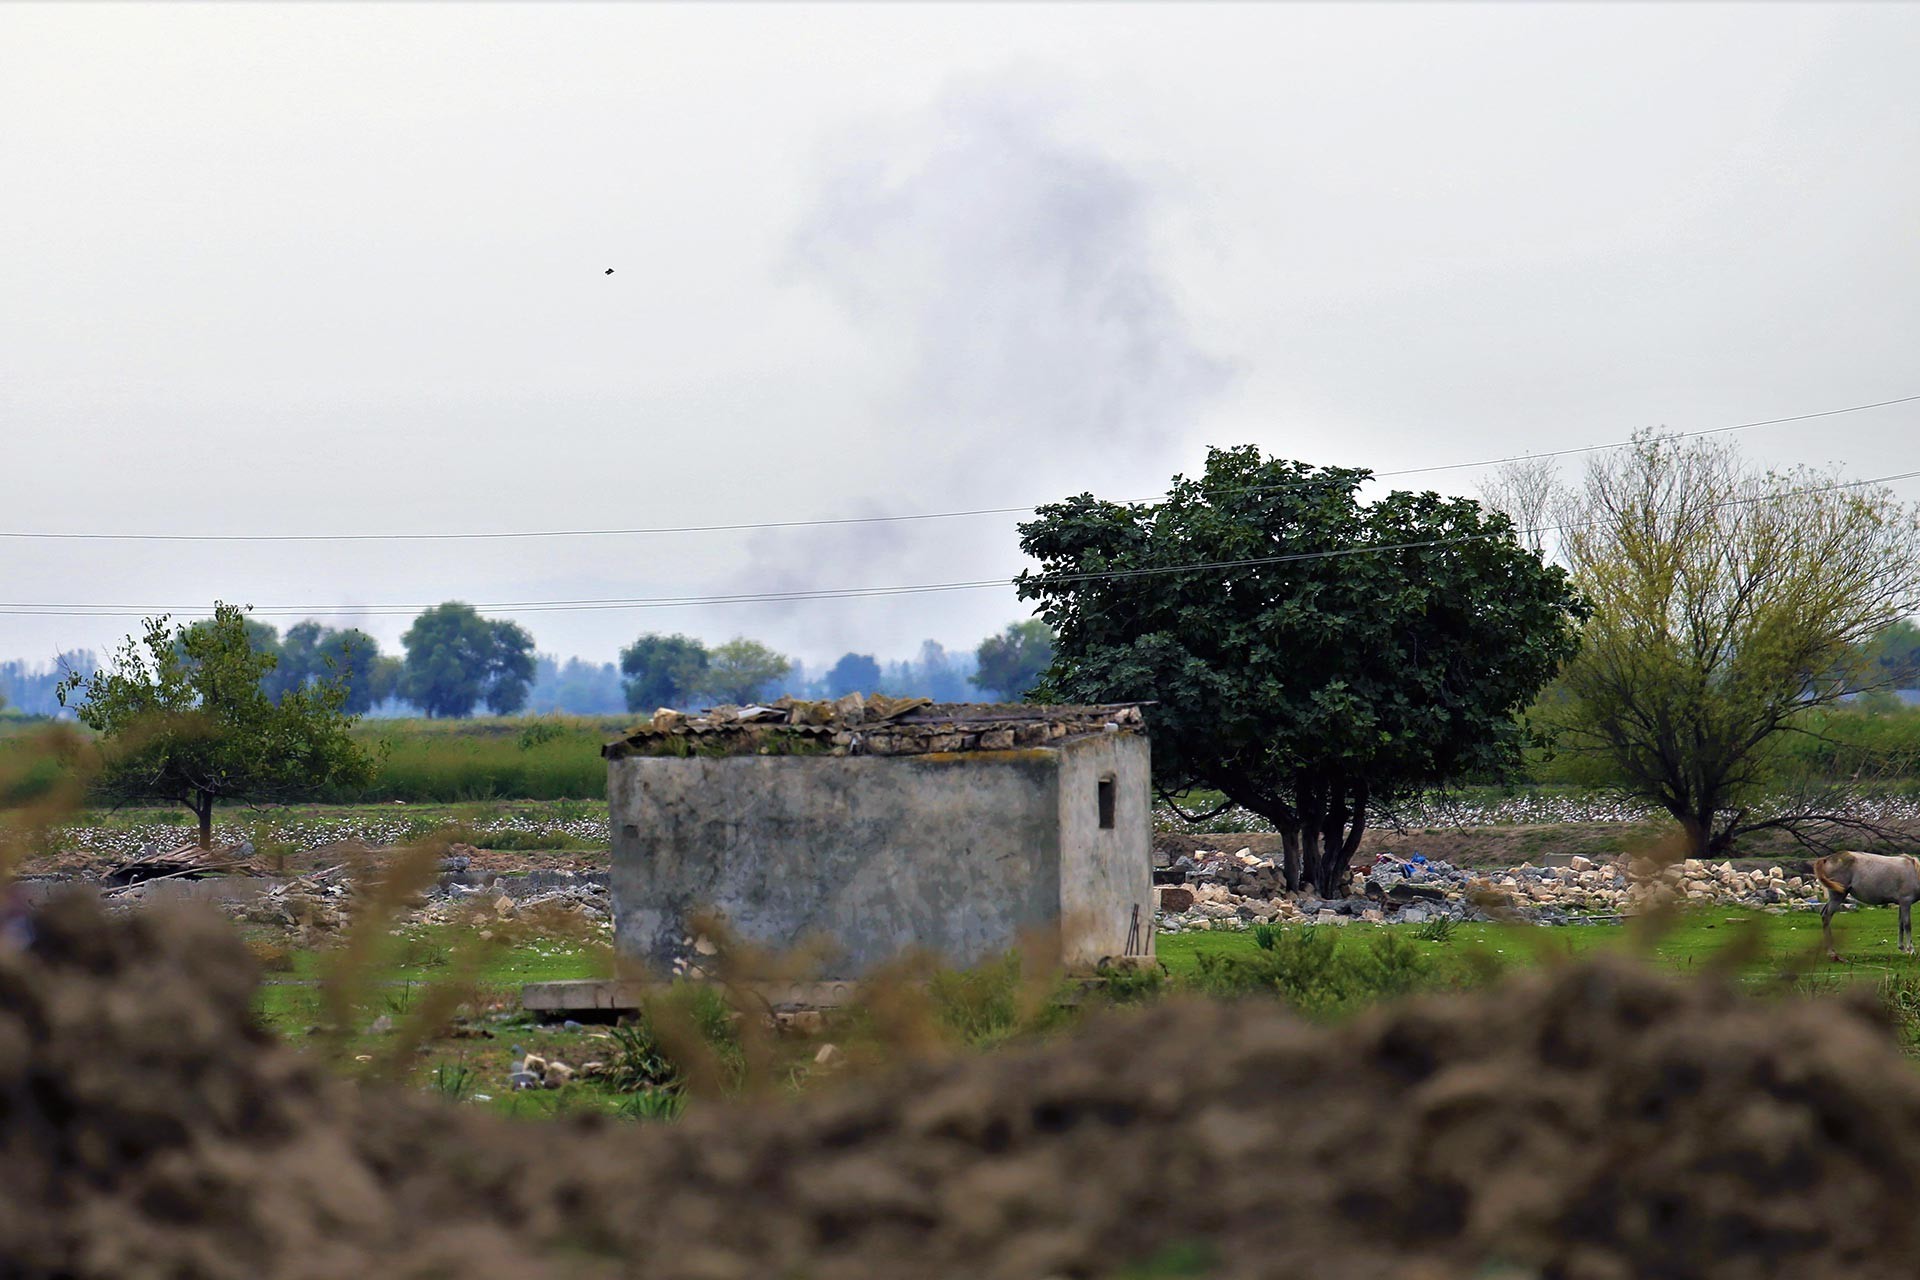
1856, 618, 1920, 692
400, 603, 536, 718
699, 638, 793, 705
619, 634, 712, 713
973, 619, 1055, 701
268, 621, 391, 713
1532, 435, 1920, 857
822, 652, 882, 698
181, 614, 282, 685
1019, 445, 1585, 896
58, 603, 375, 848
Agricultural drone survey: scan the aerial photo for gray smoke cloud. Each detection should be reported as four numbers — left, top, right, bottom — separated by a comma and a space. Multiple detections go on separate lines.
794, 79, 1229, 463
729, 78, 1232, 659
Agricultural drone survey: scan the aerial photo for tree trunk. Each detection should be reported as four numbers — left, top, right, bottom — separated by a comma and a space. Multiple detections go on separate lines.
195, 791, 214, 850
1675, 808, 1711, 859
1333, 783, 1370, 895
1297, 782, 1328, 895
1278, 822, 1302, 893
1313, 781, 1352, 898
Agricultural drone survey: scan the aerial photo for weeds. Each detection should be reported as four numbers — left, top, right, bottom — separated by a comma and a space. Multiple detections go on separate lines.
928, 953, 1025, 1044
600, 1020, 681, 1093
1880, 973, 1920, 1051
1094, 961, 1167, 1005
393, 935, 452, 970
244, 935, 295, 973
1194, 925, 1439, 1016
430, 1063, 477, 1102
612, 1089, 685, 1121
516, 718, 570, 750
1414, 915, 1459, 943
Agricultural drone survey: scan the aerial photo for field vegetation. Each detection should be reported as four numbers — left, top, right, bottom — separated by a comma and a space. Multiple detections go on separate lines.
15, 703, 1920, 815
239, 903, 1920, 1126
333, 715, 623, 802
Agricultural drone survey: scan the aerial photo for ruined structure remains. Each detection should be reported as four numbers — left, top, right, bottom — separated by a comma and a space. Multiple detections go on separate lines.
599, 695, 1153, 989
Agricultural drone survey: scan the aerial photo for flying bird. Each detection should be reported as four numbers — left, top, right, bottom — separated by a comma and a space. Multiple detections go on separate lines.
605, 268, 614, 275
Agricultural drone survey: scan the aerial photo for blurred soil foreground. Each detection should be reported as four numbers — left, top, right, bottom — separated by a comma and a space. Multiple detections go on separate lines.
9, 895, 1920, 1280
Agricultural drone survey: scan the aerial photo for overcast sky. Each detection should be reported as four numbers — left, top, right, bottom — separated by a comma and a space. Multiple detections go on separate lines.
4, 2, 1917, 671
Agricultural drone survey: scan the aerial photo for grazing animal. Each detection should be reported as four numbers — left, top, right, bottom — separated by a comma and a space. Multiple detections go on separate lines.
1813, 850, 1920, 960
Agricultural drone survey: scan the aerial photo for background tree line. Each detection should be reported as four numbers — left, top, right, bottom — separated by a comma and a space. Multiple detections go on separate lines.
2, 608, 1057, 722
1021, 436, 1920, 886
24, 435, 1920, 880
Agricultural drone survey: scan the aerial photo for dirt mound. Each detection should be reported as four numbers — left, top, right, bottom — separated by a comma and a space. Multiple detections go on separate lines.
8, 897, 1920, 1279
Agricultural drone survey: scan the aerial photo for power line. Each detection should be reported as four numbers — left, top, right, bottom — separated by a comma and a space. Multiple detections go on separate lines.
1, 392, 1915, 545
8, 466, 1917, 621
1375, 392, 1920, 477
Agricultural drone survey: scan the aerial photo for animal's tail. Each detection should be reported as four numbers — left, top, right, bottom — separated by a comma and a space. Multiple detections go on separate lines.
1813, 855, 1848, 896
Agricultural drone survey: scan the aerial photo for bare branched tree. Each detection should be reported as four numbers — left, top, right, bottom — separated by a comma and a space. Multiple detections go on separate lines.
1479, 455, 1560, 558
1712, 748, 1920, 856
1541, 433, 1920, 857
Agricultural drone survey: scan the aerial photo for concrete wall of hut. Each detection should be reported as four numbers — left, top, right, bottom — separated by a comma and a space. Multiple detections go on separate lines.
1055, 732, 1155, 967
608, 750, 1073, 979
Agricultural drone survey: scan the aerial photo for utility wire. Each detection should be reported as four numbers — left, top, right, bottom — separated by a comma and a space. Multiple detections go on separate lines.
8, 466, 1917, 620
1374, 392, 1920, 477
1, 393, 1915, 544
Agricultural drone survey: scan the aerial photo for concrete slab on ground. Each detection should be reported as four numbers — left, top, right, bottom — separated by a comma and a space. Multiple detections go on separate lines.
522, 977, 864, 1014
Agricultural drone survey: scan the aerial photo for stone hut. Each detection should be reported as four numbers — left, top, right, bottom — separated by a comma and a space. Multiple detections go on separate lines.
601, 695, 1153, 985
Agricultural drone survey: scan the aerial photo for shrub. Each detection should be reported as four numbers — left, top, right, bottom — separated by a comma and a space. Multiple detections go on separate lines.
928, 953, 1023, 1044
517, 718, 570, 750
601, 1020, 682, 1094
1194, 925, 1436, 1016
244, 936, 294, 973
1094, 961, 1167, 1006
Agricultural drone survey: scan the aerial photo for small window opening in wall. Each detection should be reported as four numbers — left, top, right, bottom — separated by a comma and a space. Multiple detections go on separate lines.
1097, 776, 1116, 829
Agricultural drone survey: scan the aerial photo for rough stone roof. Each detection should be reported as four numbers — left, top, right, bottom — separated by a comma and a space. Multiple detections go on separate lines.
603, 695, 1146, 759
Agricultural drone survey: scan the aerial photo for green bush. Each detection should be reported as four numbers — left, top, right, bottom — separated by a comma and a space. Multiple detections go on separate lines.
928, 953, 1025, 1043
601, 1020, 682, 1094
1194, 925, 1437, 1016
1093, 961, 1167, 1005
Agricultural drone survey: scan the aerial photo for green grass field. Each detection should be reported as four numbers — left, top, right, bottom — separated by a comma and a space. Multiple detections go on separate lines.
1156, 907, 1910, 980
250, 904, 1920, 1124
338, 717, 621, 802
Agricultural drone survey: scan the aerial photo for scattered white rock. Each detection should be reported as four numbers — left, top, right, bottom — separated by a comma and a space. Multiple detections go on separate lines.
1152, 845, 1829, 934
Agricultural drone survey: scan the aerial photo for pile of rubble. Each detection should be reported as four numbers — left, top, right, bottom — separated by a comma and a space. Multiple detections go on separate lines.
605, 694, 1146, 759
1154, 846, 1835, 931
102, 839, 265, 886
223, 848, 612, 939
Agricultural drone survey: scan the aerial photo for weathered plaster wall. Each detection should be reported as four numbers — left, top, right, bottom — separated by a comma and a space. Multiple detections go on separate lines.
608, 752, 1064, 978
1055, 733, 1155, 967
